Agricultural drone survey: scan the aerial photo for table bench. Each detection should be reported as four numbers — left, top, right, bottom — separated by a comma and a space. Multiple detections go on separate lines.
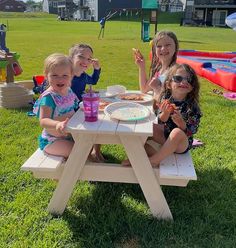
21, 148, 197, 187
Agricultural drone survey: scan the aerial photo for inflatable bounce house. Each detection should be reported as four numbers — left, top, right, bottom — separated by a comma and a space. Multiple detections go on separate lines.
178, 13, 236, 92
149, 13, 236, 92
177, 50, 236, 92
0, 23, 33, 108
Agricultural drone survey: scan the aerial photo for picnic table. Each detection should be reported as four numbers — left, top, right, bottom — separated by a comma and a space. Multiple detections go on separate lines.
22, 90, 197, 220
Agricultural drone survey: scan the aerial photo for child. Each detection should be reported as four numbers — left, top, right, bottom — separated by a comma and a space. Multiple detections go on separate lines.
69, 43, 104, 162
69, 43, 101, 101
33, 53, 79, 158
133, 30, 179, 96
123, 63, 202, 167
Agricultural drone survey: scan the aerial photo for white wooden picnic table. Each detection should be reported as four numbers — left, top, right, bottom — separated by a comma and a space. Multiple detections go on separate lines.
47, 91, 174, 219
22, 90, 197, 220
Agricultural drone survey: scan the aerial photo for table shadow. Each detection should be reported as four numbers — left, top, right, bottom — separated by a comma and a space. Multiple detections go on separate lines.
60, 167, 236, 247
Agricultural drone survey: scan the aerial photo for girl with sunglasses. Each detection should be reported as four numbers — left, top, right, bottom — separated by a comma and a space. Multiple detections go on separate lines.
122, 63, 201, 167
146, 63, 202, 166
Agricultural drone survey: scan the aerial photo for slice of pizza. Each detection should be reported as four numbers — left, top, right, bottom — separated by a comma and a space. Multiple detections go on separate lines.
132, 48, 143, 59
120, 94, 144, 101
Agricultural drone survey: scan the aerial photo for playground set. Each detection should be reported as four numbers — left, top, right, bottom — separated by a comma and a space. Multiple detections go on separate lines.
0, 23, 33, 108
98, 0, 158, 42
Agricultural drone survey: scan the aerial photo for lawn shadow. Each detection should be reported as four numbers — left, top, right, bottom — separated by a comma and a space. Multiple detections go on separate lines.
60, 166, 236, 247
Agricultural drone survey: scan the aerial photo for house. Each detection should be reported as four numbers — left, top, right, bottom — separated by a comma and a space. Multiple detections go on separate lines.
159, 0, 184, 12
0, 0, 26, 12
42, 0, 76, 20
43, 0, 158, 21
184, 0, 236, 26
73, 0, 144, 21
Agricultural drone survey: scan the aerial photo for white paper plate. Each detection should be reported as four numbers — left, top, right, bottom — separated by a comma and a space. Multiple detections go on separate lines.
104, 102, 150, 121
116, 93, 153, 104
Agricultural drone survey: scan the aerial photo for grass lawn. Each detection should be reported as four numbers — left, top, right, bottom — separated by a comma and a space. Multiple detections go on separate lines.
0, 13, 236, 247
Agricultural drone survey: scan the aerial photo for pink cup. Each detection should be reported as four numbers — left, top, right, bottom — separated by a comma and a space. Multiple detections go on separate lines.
82, 93, 100, 122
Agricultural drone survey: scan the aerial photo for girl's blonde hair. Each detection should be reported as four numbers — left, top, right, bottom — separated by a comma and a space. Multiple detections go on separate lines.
44, 53, 73, 75
150, 30, 179, 77
158, 63, 200, 105
69, 43, 93, 58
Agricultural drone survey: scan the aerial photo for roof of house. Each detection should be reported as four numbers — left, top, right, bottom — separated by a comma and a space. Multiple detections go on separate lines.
0, 0, 26, 7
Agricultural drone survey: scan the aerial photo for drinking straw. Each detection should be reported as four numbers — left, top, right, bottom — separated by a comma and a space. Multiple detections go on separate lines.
89, 84, 92, 96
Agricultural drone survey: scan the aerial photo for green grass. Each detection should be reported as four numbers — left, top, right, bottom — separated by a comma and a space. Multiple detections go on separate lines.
1, 14, 236, 247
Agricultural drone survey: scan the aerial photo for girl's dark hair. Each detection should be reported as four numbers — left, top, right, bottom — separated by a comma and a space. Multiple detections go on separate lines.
158, 63, 200, 105
69, 43, 93, 58
150, 30, 179, 77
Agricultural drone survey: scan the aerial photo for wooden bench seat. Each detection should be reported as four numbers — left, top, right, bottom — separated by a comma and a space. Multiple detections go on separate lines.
21, 149, 65, 179
21, 149, 197, 187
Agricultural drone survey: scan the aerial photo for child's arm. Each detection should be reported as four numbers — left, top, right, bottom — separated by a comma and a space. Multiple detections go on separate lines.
40, 106, 69, 136
148, 77, 162, 94
91, 58, 100, 70
184, 106, 202, 137
85, 65, 101, 85
132, 49, 149, 93
157, 99, 173, 123
172, 105, 201, 136
171, 111, 187, 131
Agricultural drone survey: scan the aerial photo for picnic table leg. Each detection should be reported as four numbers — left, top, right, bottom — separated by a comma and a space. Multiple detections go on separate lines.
120, 135, 173, 220
48, 133, 95, 215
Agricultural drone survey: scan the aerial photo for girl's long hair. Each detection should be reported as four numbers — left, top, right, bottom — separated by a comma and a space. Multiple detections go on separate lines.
150, 31, 179, 77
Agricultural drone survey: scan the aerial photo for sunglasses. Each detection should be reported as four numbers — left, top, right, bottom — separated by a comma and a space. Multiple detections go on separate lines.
172, 75, 192, 84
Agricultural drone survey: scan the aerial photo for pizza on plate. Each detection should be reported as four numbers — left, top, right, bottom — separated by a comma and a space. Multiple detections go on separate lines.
99, 99, 112, 111
119, 93, 144, 101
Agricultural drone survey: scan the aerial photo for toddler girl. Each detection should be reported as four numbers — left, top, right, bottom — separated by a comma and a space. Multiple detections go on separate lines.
33, 53, 79, 158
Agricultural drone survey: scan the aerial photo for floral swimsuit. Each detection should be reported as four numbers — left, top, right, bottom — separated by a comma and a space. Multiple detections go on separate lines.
33, 89, 79, 150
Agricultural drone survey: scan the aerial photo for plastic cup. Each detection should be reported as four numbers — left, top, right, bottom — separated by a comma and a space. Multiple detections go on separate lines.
82, 93, 100, 122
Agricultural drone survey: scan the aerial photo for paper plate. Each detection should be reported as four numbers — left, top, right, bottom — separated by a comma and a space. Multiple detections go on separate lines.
116, 93, 153, 104
104, 102, 150, 121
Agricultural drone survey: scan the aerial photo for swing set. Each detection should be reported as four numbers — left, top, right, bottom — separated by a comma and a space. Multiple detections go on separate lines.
97, 0, 158, 42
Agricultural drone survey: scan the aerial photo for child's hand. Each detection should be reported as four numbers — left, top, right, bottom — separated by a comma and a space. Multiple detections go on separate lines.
56, 118, 70, 136
171, 110, 186, 130
149, 77, 161, 93
132, 48, 145, 68
91, 59, 100, 70
132, 48, 143, 60
159, 100, 175, 115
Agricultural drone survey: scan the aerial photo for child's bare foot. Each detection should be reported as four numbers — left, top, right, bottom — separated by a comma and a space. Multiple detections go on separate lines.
151, 163, 160, 168
88, 153, 100, 162
121, 159, 131, 167
149, 158, 160, 168
95, 152, 106, 162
